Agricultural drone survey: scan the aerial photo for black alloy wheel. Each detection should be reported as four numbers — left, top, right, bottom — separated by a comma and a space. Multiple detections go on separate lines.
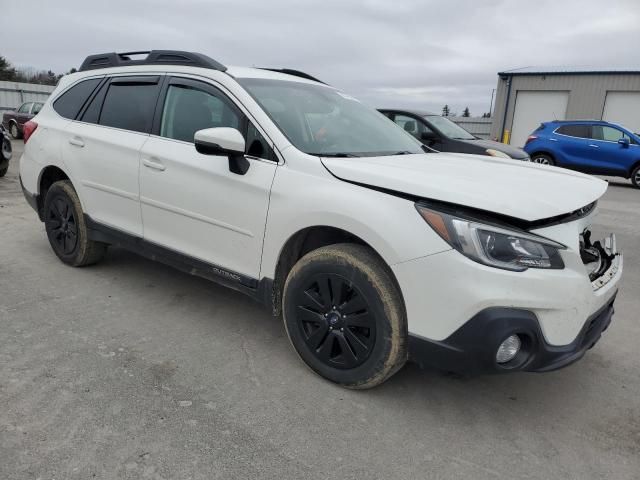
283, 243, 407, 389
46, 195, 79, 256
2, 138, 11, 161
293, 273, 376, 369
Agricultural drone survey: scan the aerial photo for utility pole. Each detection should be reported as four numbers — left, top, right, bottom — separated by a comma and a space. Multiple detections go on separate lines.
488, 88, 496, 117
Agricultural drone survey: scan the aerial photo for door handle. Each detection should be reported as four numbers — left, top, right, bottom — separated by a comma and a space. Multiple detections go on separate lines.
68, 137, 85, 147
142, 157, 166, 171
588, 144, 599, 148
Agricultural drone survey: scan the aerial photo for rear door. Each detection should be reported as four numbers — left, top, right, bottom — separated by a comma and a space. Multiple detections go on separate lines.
62, 75, 162, 235
139, 76, 277, 278
553, 124, 594, 170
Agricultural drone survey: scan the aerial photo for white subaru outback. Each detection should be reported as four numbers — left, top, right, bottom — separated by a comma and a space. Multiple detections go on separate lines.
19, 51, 623, 388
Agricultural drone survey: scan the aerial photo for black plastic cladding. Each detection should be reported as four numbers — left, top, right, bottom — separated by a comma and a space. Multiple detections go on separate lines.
79, 50, 228, 72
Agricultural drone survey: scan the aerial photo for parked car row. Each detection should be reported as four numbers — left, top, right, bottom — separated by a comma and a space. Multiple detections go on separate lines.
17, 50, 622, 388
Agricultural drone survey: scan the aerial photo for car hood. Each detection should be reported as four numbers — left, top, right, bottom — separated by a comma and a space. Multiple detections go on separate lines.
321, 153, 608, 222
456, 138, 529, 159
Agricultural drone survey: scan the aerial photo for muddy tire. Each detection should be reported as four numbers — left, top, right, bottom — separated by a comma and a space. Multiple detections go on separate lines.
43, 180, 107, 266
283, 243, 407, 389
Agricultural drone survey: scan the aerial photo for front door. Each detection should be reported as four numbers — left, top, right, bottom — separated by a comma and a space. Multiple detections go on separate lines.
139, 76, 277, 279
588, 124, 636, 176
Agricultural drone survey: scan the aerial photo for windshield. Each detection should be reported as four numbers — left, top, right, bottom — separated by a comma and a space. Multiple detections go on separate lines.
238, 78, 423, 157
425, 115, 475, 140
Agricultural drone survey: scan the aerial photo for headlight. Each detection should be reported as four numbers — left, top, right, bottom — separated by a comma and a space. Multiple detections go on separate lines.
416, 205, 565, 271
485, 149, 511, 159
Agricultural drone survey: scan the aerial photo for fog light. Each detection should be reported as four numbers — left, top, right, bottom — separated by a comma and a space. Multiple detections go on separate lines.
496, 335, 521, 363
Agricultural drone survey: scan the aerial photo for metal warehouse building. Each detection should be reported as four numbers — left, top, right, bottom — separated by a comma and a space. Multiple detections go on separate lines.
490, 67, 640, 148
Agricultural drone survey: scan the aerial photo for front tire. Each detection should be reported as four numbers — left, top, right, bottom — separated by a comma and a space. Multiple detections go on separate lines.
43, 180, 107, 266
532, 153, 555, 166
283, 244, 407, 389
632, 165, 640, 189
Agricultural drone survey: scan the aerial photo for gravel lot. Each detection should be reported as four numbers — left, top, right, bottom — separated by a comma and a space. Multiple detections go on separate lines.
1, 139, 639, 479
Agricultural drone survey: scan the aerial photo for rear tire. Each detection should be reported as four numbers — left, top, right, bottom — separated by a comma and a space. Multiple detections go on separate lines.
632, 165, 640, 189
283, 243, 407, 389
43, 180, 107, 266
531, 153, 555, 166
9, 123, 21, 140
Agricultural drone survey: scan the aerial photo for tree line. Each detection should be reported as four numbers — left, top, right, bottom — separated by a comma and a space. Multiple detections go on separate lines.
0, 55, 75, 86
442, 105, 490, 118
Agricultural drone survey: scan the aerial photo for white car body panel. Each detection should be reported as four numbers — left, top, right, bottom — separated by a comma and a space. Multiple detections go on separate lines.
139, 135, 277, 278
322, 153, 608, 222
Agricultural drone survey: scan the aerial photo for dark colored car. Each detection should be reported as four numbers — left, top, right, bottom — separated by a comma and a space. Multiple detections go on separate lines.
2, 101, 44, 139
0, 124, 11, 177
524, 120, 640, 189
379, 109, 529, 160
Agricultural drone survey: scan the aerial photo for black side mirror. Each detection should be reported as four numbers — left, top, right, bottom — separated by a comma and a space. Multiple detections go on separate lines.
194, 127, 250, 175
617, 137, 630, 148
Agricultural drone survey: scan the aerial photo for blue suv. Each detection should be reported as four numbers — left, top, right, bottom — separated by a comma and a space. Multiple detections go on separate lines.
524, 120, 640, 189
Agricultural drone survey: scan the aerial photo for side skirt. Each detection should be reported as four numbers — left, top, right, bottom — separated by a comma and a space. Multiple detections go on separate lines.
85, 215, 274, 308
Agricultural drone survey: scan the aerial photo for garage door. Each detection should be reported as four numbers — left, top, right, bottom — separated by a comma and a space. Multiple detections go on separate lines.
603, 92, 640, 134
510, 91, 569, 147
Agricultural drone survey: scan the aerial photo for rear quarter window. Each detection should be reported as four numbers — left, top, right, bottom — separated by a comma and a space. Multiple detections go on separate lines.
53, 78, 103, 119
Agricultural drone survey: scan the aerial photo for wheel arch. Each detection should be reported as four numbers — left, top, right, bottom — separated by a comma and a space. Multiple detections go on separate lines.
529, 150, 556, 163
36, 165, 72, 219
628, 159, 640, 178
268, 225, 404, 317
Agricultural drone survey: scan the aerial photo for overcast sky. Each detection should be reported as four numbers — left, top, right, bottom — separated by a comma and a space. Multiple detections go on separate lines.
2, 0, 638, 116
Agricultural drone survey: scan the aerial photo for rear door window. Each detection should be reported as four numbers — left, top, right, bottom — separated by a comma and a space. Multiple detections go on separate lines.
98, 77, 160, 133
32, 103, 43, 115
555, 124, 591, 138
53, 78, 102, 119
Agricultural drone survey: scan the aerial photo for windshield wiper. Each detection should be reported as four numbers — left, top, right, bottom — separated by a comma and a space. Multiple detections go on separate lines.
310, 152, 360, 158
391, 151, 415, 155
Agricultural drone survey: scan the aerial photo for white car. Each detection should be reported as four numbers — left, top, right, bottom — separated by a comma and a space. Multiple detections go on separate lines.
19, 50, 623, 388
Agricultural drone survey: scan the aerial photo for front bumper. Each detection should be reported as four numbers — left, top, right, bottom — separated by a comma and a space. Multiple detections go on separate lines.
408, 293, 616, 374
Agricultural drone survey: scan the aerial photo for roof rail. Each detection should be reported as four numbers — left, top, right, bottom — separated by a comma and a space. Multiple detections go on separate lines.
79, 50, 227, 72
259, 68, 326, 84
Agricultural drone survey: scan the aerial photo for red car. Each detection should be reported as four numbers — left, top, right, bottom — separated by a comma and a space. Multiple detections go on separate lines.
2, 101, 44, 139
